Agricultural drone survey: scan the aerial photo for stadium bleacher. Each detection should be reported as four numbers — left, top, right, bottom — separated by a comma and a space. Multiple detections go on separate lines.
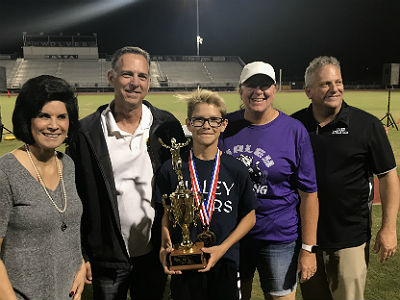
0, 33, 244, 91
0, 57, 244, 91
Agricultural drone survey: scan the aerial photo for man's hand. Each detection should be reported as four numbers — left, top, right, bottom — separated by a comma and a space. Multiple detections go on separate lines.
84, 261, 92, 284
297, 249, 317, 283
375, 170, 399, 263
374, 228, 397, 262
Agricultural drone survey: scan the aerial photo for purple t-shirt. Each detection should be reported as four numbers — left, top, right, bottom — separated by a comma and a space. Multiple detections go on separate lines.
219, 110, 317, 243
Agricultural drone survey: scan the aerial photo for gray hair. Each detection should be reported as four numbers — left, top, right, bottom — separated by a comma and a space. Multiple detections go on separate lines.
304, 56, 341, 87
111, 46, 151, 74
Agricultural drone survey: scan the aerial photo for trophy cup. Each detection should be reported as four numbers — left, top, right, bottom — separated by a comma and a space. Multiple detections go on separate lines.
159, 137, 207, 271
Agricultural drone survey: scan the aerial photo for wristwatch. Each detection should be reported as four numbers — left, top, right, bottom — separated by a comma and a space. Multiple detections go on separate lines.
301, 243, 319, 253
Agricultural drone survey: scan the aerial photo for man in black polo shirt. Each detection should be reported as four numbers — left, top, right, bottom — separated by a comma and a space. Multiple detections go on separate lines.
292, 56, 399, 300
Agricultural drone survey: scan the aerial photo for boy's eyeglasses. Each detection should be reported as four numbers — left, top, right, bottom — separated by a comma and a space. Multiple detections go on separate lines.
190, 117, 225, 128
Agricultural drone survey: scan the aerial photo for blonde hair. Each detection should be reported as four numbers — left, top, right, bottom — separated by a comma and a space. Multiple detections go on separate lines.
177, 89, 227, 118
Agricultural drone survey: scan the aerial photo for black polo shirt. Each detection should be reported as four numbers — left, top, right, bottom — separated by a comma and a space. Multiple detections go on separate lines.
292, 101, 396, 249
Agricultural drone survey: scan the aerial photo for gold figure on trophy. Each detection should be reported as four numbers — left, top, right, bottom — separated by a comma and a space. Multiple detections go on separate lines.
158, 137, 189, 183
159, 137, 207, 271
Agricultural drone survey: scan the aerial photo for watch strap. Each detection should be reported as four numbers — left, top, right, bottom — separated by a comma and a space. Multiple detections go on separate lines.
302, 243, 317, 253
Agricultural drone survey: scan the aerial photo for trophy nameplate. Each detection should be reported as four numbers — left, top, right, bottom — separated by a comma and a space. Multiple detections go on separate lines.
169, 241, 206, 271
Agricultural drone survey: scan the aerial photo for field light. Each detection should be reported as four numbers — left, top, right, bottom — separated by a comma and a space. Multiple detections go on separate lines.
18, 0, 141, 33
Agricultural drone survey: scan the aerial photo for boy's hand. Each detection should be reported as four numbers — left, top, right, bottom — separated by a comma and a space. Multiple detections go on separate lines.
160, 245, 182, 275
198, 245, 227, 272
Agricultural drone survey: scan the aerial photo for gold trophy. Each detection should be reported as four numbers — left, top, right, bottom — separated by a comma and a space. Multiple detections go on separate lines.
159, 137, 207, 271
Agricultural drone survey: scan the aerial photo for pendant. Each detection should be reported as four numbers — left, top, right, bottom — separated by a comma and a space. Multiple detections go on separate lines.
61, 222, 67, 232
196, 229, 217, 247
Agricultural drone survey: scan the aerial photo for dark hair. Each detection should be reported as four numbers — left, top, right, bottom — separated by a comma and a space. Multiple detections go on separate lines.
111, 46, 151, 74
12, 75, 79, 145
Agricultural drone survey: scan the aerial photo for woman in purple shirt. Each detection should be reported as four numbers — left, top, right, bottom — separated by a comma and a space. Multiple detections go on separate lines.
219, 62, 319, 300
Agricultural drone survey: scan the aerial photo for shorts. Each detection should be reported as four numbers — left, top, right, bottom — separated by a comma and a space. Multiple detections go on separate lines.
240, 238, 299, 297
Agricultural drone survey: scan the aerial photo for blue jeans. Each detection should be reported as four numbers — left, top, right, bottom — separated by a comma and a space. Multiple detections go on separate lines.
91, 249, 167, 300
240, 238, 299, 297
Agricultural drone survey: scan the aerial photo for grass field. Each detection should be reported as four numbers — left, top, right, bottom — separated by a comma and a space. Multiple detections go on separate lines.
1, 90, 400, 299
1, 90, 400, 161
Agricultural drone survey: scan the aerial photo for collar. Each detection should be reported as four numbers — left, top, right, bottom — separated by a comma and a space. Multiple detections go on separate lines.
307, 101, 350, 129
101, 102, 152, 138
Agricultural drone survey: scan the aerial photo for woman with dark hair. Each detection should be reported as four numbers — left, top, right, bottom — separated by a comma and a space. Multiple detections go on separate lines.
0, 75, 86, 300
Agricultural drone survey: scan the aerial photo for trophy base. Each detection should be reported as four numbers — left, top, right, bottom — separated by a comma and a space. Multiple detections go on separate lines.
169, 241, 207, 271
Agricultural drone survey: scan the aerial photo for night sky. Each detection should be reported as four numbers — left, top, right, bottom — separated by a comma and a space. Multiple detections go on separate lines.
1, 0, 399, 82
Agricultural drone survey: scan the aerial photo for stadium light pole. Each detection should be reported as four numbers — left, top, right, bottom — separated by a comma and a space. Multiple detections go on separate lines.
196, 0, 203, 56
196, 0, 199, 56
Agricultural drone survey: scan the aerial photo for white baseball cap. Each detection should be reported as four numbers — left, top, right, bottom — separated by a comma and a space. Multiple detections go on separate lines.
239, 61, 276, 85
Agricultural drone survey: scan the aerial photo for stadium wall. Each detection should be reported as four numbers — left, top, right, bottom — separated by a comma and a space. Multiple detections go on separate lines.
23, 46, 99, 59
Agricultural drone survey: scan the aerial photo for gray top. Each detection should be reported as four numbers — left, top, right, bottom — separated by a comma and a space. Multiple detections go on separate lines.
0, 152, 82, 300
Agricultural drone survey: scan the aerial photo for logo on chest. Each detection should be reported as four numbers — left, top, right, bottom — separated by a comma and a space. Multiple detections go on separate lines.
331, 127, 349, 135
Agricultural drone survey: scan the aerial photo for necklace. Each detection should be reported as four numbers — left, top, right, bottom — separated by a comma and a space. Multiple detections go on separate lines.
25, 144, 68, 216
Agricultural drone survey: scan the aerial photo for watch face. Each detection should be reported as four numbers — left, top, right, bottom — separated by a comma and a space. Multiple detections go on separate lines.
311, 245, 319, 253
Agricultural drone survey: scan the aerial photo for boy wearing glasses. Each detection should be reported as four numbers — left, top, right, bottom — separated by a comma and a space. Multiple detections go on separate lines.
156, 89, 257, 300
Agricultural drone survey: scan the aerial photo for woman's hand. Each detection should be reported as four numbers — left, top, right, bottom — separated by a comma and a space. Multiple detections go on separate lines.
0, 239, 17, 300
69, 260, 86, 300
297, 249, 317, 283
